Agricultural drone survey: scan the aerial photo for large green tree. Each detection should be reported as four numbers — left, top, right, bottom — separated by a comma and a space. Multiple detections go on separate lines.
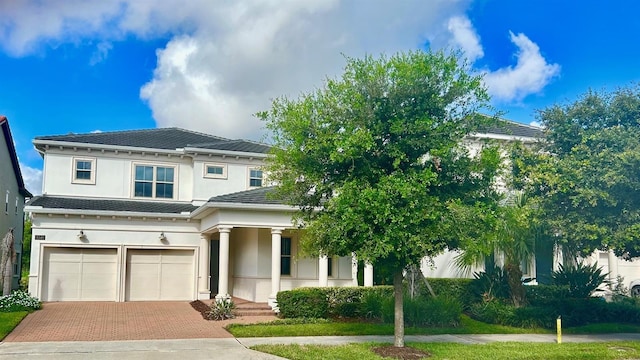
513, 86, 640, 259
259, 50, 502, 347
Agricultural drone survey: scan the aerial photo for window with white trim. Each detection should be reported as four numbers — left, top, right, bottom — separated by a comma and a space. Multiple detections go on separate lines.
15, 196, 18, 215
133, 164, 176, 199
204, 163, 227, 179
248, 168, 263, 188
4, 190, 8, 214
327, 257, 334, 277
72, 157, 96, 184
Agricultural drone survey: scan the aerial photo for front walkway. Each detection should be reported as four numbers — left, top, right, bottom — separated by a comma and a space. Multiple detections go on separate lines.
4, 301, 276, 342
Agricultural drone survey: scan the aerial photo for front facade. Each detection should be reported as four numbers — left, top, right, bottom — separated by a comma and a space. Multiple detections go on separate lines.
27, 122, 640, 304
25, 128, 356, 305
0, 116, 32, 290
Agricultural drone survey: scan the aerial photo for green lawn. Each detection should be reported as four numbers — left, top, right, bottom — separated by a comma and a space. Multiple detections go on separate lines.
0, 311, 28, 340
227, 315, 551, 337
252, 341, 640, 360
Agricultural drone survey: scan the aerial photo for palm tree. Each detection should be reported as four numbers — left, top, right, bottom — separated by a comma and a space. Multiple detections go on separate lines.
456, 193, 540, 307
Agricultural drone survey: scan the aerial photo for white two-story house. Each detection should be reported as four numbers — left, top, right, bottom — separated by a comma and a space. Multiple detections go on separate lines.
25, 128, 361, 306
28, 122, 637, 304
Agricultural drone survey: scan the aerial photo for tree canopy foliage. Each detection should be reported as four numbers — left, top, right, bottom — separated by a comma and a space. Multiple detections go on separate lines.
513, 86, 640, 259
259, 50, 503, 346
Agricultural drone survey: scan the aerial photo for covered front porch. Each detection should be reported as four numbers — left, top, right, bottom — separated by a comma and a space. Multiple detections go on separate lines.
191, 187, 375, 308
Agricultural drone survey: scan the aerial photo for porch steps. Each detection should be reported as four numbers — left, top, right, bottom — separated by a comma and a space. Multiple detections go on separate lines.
201, 298, 277, 317
234, 300, 276, 317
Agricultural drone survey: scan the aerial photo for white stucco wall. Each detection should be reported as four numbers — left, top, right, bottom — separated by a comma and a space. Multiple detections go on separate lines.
28, 214, 201, 301
192, 156, 266, 201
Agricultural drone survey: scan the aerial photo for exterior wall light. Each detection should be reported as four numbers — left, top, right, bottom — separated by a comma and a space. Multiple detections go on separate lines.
159, 232, 168, 242
77, 230, 88, 241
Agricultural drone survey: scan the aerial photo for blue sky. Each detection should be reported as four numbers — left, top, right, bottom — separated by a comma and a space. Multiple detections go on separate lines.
2, 1, 640, 195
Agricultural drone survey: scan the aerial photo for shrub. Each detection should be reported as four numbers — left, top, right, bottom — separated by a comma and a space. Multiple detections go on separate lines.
551, 263, 608, 298
277, 286, 394, 319
0, 290, 41, 312
403, 295, 462, 327
468, 300, 515, 325
277, 287, 329, 318
326, 287, 365, 318
206, 298, 236, 320
425, 278, 475, 309
470, 266, 510, 302
526, 285, 572, 305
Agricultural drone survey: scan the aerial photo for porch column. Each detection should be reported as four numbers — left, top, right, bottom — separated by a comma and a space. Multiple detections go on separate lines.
269, 228, 283, 308
198, 234, 211, 299
608, 249, 619, 285
318, 255, 328, 287
351, 252, 358, 286
364, 262, 374, 287
216, 227, 231, 300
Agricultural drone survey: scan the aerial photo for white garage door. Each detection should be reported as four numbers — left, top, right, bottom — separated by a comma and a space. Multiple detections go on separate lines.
42, 247, 118, 301
125, 249, 195, 301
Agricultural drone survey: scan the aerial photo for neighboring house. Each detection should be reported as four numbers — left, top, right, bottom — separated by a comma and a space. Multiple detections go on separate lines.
0, 116, 33, 290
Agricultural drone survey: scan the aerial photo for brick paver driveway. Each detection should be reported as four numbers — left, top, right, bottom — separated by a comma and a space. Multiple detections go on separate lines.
4, 302, 275, 342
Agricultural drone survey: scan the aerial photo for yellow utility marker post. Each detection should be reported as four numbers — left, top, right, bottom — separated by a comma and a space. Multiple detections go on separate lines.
556, 316, 562, 344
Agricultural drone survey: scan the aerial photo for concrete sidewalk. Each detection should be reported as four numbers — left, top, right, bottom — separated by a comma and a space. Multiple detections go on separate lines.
2, 334, 640, 359
238, 333, 640, 347
0, 339, 285, 360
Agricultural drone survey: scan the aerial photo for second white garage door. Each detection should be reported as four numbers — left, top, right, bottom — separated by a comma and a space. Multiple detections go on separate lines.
125, 249, 195, 301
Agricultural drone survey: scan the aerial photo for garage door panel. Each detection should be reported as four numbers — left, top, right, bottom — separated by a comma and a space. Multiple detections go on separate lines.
42, 248, 117, 301
126, 249, 194, 301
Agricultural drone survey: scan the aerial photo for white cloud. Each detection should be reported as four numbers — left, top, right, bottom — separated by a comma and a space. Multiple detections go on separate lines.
483, 32, 560, 102
89, 41, 113, 65
447, 16, 483, 63
19, 163, 43, 196
0, 2, 559, 139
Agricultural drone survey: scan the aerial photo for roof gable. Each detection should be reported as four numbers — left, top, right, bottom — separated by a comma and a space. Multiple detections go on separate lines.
1, 116, 32, 197
477, 118, 543, 139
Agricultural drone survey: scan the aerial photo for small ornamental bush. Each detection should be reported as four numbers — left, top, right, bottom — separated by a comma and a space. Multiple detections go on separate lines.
470, 266, 510, 302
206, 298, 236, 320
0, 290, 42, 312
551, 263, 608, 298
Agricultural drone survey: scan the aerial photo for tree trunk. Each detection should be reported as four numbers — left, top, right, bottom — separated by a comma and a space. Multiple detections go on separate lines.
393, 269, 405, 347
504, 262, 525, 307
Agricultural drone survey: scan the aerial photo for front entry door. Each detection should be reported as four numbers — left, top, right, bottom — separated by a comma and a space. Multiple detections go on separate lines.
209, 239, 220, 297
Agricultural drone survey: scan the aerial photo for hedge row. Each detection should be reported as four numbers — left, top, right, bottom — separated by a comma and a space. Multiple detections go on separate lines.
276, 286, 393, 319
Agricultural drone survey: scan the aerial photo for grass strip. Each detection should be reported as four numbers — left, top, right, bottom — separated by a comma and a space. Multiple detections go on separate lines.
0, 311, 29, 340
252, 341, 640, 360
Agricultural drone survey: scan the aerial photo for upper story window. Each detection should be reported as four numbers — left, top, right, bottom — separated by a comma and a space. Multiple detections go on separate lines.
15, 196, 18, 215
204, 163, 227, 179
248, 168, 263, 188
72, 157, 96, 184
4, 190, 8, 214
134, 164, 175, 199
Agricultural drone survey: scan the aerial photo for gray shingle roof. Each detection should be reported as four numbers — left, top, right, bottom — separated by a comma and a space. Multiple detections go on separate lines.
28, 196, 197, 214
35, 127, 271, 154
1, 116, 32, 197
208, 186, 286, 205
478, 119, 542, 138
